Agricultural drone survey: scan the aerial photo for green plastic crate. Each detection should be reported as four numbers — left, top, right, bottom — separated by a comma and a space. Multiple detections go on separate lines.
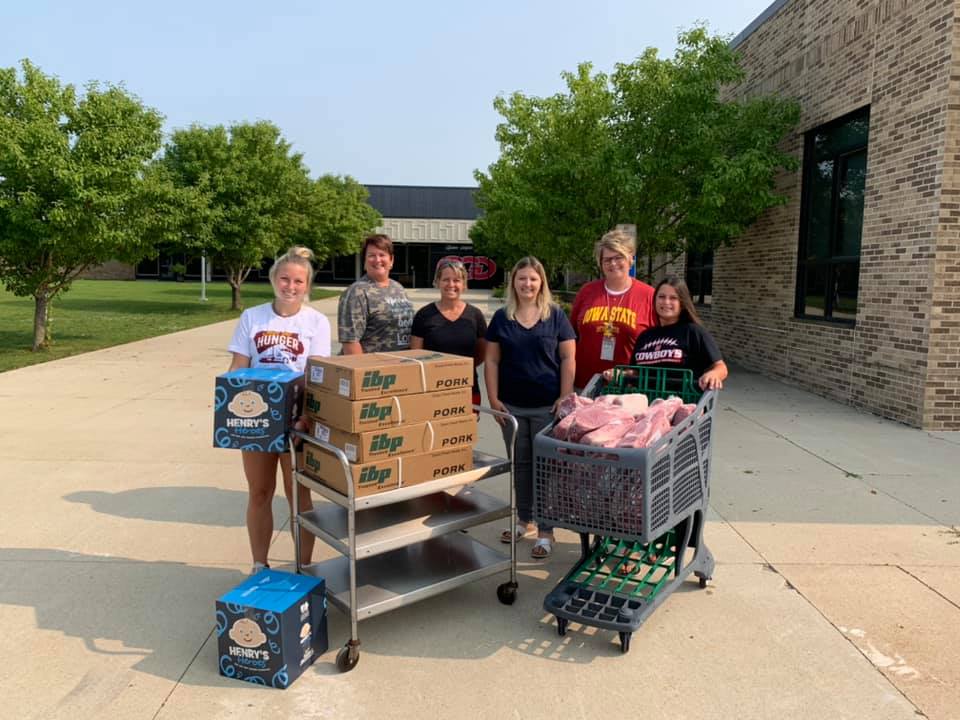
601, 365, 702, 404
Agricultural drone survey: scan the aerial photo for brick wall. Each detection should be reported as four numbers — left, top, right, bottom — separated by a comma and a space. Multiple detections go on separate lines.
716, 0, 959, 429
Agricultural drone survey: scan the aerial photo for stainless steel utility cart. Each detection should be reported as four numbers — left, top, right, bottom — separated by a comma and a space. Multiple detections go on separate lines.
289, 407, 519, 672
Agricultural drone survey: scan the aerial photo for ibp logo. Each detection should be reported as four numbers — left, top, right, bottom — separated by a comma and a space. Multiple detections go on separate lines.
360, 402, 391, 421
359, 466, 391, 487
362, 370, 396, 392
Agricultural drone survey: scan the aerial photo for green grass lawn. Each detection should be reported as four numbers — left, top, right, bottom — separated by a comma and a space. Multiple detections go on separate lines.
0, 280, 340, 373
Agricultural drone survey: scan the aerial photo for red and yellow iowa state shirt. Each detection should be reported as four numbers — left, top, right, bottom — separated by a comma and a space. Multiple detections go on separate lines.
570, 278, 656, 388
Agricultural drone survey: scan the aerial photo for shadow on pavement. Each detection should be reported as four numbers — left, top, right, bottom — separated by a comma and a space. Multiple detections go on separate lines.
0, 548, 246, 685
62, 487, 286, 527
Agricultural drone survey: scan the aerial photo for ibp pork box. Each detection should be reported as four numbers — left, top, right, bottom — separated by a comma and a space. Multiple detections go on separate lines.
214, 368, 302, 452
216, 569, 328, 689
309, 415, 478, 463
304, 386, 472, 433
306, 350, 472, 400
302, 444, 474, 497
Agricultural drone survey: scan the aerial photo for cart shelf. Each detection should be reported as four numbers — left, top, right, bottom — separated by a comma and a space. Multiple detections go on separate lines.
298, 486, 511, 559
302, 533, 511, 620
297, 450, 511, 510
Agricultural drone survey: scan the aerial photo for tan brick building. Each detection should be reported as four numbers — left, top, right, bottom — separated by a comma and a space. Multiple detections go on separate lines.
698, 0, 960, 429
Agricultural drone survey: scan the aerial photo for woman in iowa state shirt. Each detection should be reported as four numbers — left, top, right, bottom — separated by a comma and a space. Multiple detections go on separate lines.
570, 229, 656, 389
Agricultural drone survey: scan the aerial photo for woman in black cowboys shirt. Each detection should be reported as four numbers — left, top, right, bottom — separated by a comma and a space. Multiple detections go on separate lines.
619, 275, 728, 391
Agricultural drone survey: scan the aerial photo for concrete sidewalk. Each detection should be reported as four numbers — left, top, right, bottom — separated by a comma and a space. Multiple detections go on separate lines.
0, 291, 958, 720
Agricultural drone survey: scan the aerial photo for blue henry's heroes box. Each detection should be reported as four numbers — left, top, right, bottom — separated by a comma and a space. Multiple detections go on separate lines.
216, 569, 328, 689
214, 368, 302, 452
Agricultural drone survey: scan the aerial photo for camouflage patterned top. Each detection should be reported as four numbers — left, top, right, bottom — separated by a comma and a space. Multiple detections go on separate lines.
337, 275, 414, 353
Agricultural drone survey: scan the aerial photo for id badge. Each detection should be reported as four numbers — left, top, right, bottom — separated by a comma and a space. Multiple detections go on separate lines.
600, 336, 616, 362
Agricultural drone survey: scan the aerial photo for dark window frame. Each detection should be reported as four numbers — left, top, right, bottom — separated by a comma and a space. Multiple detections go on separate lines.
795, 106, 869, 325
685, 249, 714, 305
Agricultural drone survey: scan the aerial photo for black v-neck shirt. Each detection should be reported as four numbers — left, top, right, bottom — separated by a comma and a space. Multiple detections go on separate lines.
411, 302, 487, 391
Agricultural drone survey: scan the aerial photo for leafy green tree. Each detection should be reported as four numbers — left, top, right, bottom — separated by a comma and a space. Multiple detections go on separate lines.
288, 174, 382, 268
472, 27, 800, 280
162, 122, 379, 310
0, 60, 181, 350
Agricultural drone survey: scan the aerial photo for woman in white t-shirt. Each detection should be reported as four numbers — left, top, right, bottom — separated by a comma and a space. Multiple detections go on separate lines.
227, 246, 331, 575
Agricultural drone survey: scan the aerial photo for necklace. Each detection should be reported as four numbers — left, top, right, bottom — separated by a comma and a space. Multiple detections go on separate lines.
601, 284, 628, 338
515, 305, 540, 328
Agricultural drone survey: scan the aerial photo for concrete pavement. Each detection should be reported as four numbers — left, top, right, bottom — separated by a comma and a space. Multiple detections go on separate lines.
0, 288, 957, 719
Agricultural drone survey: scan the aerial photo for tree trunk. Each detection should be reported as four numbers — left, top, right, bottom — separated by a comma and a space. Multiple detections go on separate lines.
33, 294, 50, 352
229, 273, 242, 311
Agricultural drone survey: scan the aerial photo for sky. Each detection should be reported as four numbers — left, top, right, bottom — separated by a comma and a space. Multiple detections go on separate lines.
1, 0, 776, 187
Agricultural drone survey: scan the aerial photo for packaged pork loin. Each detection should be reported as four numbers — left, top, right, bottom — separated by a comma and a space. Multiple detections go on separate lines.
594, 393, 649, 416
671, 403, 697, 425
617, 396, 683, 448
556, 393, 593, 419
567, 405, 635, 443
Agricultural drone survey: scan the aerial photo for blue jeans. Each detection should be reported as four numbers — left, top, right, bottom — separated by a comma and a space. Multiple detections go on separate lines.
501, 403, 554, 532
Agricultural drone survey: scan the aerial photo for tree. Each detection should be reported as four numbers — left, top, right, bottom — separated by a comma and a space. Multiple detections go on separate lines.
161, 122, 380, 310
0, 60, 180, 350
288, 174, 382, 268
472, 27, 801, 280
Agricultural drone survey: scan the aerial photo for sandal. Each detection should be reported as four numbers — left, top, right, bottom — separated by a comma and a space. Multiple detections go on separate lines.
531, 536, 553, 559
501, 523, 535, 544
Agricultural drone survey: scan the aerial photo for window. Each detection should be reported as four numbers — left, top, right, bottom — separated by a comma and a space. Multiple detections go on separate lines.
685, 250, 713, 305
796, 106, 869, 323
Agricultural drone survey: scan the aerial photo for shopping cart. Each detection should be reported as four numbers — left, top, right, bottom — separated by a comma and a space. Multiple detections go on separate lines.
533, 366, 716, 652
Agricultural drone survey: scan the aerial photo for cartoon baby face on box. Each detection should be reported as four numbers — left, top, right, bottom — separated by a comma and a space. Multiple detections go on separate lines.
229, 390, 269, 418
229, 617, 267, 648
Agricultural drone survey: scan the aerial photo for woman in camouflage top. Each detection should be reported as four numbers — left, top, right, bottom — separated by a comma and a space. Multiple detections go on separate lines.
338, 234, 414, 354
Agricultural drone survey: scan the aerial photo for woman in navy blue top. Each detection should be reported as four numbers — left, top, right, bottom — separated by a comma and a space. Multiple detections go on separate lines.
485, 256, 576, 559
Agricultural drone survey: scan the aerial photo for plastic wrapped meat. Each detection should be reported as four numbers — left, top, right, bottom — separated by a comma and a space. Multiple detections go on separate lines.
552, 412, 578, 440
617, 398, 681, 448
556, 394, 593, 419
601, 393, 649, 417
578, 416, 635, 447
671, 403, 697, 426
568, 406, 635, 443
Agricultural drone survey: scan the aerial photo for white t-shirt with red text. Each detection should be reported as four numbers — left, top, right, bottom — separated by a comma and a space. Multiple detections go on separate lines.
228, 302, 331, 372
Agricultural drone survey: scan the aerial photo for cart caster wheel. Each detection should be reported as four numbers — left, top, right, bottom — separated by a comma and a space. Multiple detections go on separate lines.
336, 644, 359, 673
557, 618, 568, 637
497, 581, 518, 605
618, 631, 631, 654
697, 575, 709, 589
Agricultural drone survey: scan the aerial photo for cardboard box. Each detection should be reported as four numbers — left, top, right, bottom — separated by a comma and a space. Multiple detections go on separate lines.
309, 415, 477, 463
306, 350, 472, 400
304, 386, 472, 433
213, 368, 302, 452
302, 444, 474, 497
216, 569, 328, 689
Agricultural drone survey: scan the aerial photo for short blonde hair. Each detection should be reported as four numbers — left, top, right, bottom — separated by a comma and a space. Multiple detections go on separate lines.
594, 229, 636, 270
433, 259, 468, 288
269, 245, 315, 298
505, 256, 553, 322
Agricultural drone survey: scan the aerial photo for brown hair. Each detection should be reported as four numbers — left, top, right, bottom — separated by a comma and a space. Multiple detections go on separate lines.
654, 275, 701, 325
433, 258, 468, 288
362, 233, 394, 258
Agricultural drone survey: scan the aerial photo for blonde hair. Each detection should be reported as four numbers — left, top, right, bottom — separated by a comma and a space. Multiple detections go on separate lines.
505, 256, 553, 322
269, 246, 315, 298
434, 259, 469, 288
594, 229, 636, 270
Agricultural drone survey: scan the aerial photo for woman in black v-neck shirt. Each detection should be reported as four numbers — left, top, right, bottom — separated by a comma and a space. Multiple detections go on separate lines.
409, 259, 487, 405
